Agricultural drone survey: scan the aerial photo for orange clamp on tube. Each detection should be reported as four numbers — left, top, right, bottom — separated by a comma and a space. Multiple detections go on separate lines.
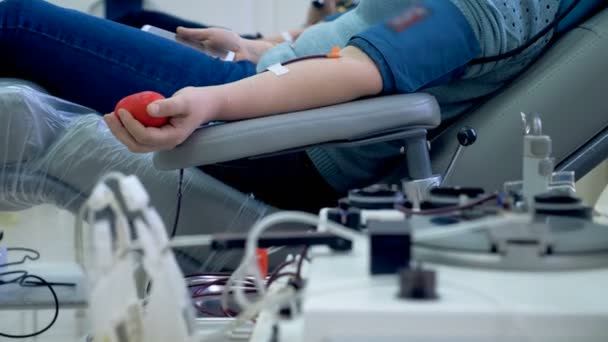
327, 46, 342, 59
257, 248, 269, 278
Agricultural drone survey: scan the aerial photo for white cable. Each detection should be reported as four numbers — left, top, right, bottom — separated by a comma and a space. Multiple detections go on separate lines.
317, 208, 330, 232
204, 287, 297, 342
226, 211, 360, 311
164, 234, 214, 250
267, 246, 285, 255
223, 210, 521, 313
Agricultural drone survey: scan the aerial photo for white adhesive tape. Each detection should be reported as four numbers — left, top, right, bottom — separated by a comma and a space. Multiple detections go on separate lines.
281, 31, 294, 43
224, 51, 236, 62
268, 63, 290, 76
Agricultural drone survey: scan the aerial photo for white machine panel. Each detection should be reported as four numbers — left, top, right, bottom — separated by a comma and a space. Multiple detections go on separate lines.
293, 236, 608, 342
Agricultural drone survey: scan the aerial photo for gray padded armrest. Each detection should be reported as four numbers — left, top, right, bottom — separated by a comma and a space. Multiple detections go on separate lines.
153, 93, 440, 170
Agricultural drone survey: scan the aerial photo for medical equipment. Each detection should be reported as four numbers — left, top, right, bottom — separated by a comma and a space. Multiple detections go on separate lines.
264, 234, 608, 342
60, 138, 608, 342
1, 113, 606, 341
244, 114, 608, 342
82, 173, 198, 342
79, 173, 316, 342
186, 117, 605, 341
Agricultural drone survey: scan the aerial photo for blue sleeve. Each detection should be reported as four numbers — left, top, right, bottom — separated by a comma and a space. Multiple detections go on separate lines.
324, 11, 346, 22
347, 0, 480, 94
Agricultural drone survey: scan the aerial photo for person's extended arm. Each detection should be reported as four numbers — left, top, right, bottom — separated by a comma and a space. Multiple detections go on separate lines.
212, 46, 381, 120
105, 46, 382, 153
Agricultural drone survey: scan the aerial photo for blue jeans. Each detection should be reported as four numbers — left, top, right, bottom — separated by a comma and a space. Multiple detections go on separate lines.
0, 0, 257, 113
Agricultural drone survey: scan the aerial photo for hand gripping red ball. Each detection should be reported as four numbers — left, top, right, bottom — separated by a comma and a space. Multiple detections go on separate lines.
114, 91, 168, 127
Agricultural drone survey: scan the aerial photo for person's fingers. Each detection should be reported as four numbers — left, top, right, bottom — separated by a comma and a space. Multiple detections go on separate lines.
117, 110, 184, 150
179, 27, 241, 51
176, 27, 214, 41
147, 94, 189, 118
104, 113, 152, 153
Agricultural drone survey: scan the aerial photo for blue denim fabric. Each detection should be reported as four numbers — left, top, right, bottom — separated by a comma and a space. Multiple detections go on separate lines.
0, 0, 257, 113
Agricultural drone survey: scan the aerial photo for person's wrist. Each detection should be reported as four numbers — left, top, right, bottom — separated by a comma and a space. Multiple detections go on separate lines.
177, 86, 222, 125
202, 86, 226, 122
233, 36, 250, 61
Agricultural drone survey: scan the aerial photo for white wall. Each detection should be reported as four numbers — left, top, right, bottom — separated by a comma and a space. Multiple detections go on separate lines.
50, 0, 311, 35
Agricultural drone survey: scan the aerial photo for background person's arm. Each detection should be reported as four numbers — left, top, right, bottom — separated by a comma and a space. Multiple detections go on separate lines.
104, 46, 382, 153
176, 0, 342, 61
176, 27, 276, 63
306, 0, 339, 26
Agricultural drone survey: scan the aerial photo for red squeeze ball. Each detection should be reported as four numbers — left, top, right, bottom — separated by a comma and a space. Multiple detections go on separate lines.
114, 91, 168, 127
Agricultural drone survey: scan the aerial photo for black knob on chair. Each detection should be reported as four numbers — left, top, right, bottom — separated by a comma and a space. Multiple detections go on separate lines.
457, 127, 478, 147
442, 127, 478, 186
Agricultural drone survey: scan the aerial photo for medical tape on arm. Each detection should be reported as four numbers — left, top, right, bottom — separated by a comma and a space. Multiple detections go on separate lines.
266, 46, 343, 76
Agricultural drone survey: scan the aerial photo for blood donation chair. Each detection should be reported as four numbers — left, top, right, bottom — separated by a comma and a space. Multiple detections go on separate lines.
0, 8, 606, 270
154, 7, 608, 194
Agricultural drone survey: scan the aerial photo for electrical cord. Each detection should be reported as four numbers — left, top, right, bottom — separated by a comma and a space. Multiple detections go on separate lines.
1, 247, 40, 268
171, 169, 185, 239
0, 247, 75, 338
295, 246, 309, 281
214, 208, 520, 338
470, 0, 583, 64
204, 286, 298, 342
224, 211, 360, 312
265, 260, 296, 287
266, 272, 299, 289
0, 273, 59, 339
395, 193, 499, 216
